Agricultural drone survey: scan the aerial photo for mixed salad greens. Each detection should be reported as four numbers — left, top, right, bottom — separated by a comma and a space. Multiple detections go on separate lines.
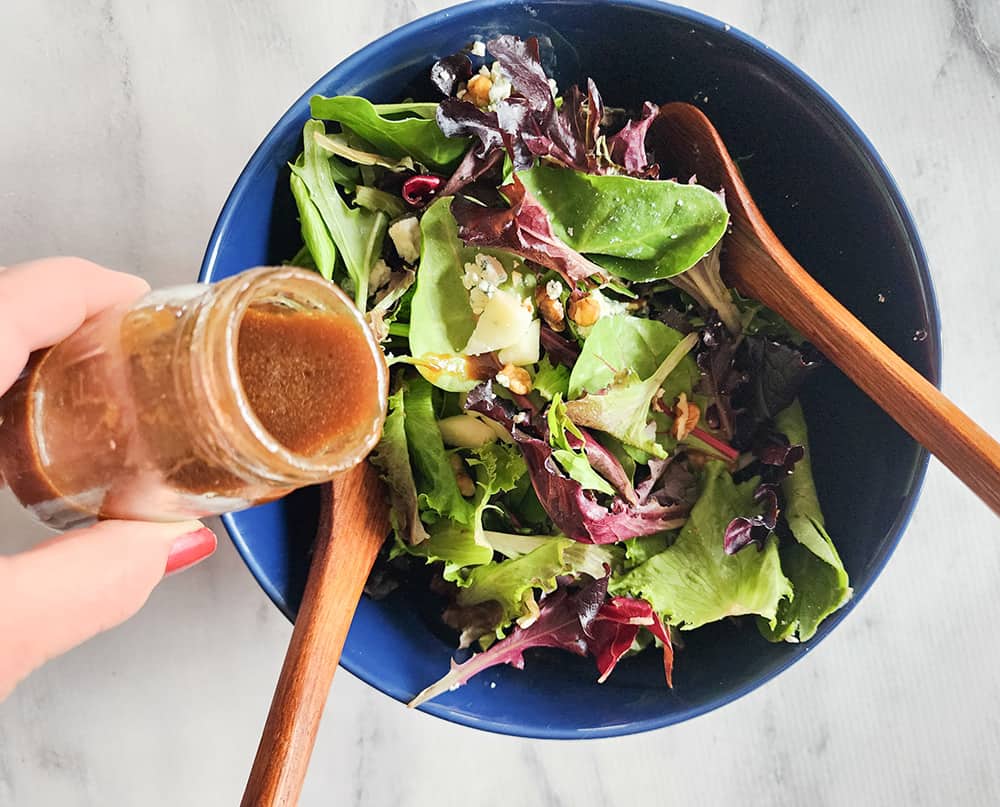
286, 35, 852, 706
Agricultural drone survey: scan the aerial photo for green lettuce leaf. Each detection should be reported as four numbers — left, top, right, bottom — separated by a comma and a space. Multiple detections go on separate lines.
354, 185, 407, 218
401, 375, 475, 525
519, 163, 729, 279
565, 330, 699, 458
369, 387, 428, 545
313, 129, 415, 171
290, 120, 388, 305
622, 533, 672, 568
289, 168, 337, 281
457, 537, 615, 640
466, 440, 527, 495
372, 101, 439, 119
533, 355, 571, 401
546, 394, 615, 495
611, 462, 792, 629
759, 400, 852, 642
310, 95, 469, 170
397, 441, 527, 582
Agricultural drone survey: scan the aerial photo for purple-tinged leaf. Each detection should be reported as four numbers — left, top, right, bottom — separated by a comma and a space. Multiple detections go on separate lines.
436, 98, 504, 155
466, 383, 690, 544
442, 600, 505, 649
487, 35, 552, 112
562, 79, 605, 153
741, 335, 822, 422
401, 174, 445, 207
636, 457, 697, 508
439, 146, 504, 198
584, 497, 689, 544
408, 576, 608, 707
570, 429, 638, 504
607, 101, 660, 177
431, 52, 473, 96
487, 35, 596, 173
586, 596, 673, 686
694, 312, 748, 442
540, 323, 581, 366
756, 431, 805, 476
452, 175, 608, 287
724, 482, 780, 555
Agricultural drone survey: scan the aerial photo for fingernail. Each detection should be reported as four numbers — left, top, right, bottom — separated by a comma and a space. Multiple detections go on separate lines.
164, 527, 217, 577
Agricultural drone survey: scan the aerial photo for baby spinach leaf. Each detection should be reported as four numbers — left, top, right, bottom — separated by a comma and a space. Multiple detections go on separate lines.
290, 120, 388, 305
409, 197, 519, 392
519, 163, 729, 279
311, 95, 469, 169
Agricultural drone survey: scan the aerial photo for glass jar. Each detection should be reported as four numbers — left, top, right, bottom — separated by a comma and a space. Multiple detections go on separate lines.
0, 266, 388, 530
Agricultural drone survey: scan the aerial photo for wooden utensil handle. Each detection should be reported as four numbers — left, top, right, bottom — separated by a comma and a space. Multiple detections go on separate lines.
733, 226, 1000, 515
241, 462, 385, 807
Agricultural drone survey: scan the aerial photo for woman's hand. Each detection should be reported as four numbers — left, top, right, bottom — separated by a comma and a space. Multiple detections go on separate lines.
0, 258, 217, 700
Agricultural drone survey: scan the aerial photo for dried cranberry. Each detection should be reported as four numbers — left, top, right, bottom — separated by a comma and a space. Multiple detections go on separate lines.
401, 174, 444, 207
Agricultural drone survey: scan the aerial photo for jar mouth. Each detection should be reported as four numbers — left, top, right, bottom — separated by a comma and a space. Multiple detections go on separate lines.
219, 267, 388, 479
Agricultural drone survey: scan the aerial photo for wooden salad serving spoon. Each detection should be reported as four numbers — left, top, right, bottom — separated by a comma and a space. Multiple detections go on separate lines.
241, 461, 389, 806
648, 102, 1000, 515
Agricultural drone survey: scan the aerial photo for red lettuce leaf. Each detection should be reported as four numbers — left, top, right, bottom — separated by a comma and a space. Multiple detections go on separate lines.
695, 312, 748, 443
452, 175, 608, 286
487, 35, 552, 111
755, 430, 805, 475
562, 79, 605, 154
434, 36, 676, 181
465, 383, 689, 544
436, 97, 504, 155
741, 335, 822, 423
487, 36, 598, 173
408, 576, 609, 707
431, 53, 473, 97
569, 429, 638, 504
586, 596, 674, 686
540, 323, 581, 366
723, 481, 780, 555
636, 457, 697, 509
606, 101, 660, 177
649, 612, 675, 687
439, 146, 504, 198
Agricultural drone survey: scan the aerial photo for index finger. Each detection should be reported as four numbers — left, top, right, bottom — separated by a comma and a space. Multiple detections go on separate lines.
0, 257, 150, 391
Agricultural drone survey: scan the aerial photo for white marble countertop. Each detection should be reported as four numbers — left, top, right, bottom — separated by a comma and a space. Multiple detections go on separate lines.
2, 0, 999, 804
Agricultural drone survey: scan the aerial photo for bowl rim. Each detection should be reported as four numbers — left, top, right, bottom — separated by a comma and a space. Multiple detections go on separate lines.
199, 0, 942, 739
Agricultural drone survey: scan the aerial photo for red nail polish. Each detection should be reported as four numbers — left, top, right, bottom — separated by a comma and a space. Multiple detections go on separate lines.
164, 527, 217, 577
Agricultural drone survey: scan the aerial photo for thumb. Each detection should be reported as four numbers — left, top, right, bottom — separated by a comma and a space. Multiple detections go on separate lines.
0, 519, 217, 699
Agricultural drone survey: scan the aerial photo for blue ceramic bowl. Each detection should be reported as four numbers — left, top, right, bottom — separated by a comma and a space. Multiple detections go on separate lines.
200, 0, 940, 738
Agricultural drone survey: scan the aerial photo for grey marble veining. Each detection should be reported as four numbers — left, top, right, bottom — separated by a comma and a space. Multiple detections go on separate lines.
2, 1, 999, 804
